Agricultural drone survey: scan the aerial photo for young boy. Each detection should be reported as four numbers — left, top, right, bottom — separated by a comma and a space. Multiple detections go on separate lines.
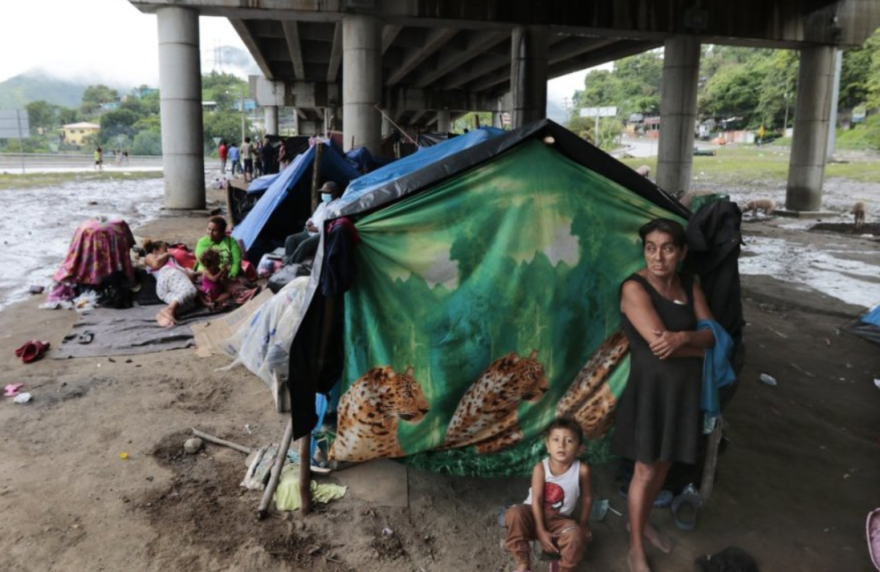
504, 418, 593, 572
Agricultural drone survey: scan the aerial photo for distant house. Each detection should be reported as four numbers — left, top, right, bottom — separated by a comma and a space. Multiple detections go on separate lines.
61, 122, 100, 147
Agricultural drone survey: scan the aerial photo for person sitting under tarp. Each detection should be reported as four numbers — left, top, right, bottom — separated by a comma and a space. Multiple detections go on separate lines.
283, 181, 342, 265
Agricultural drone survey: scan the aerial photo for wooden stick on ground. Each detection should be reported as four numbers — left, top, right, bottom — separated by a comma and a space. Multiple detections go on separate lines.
257, 419, 293, 520
699, 416, 724, 502
191, 428, 251, 455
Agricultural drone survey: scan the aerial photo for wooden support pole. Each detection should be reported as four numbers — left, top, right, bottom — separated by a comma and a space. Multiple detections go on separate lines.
699, 416, 723, 502
311, 141, 324, 213
299, 435, 312, 514
257, 419, 294, 520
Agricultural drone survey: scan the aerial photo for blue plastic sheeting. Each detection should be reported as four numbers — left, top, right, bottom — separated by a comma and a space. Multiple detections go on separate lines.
232, 143, 361, 251
338, 127, 505, 207
862, 303, 880, 327
246, 173, 280, 194
346, 146, 395, 173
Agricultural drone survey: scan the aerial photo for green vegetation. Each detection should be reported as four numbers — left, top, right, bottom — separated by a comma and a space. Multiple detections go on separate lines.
571, 28, 880, 148
618, 146, 880, 185
0, 170, 163, 191
1, 71, 257, 157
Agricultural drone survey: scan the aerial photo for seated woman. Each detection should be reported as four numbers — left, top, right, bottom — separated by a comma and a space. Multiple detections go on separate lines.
195, 216, 243, 278
143, 239, 200, 327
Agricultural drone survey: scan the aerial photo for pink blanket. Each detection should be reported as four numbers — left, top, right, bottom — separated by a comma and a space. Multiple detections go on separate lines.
52, 219, 135, 286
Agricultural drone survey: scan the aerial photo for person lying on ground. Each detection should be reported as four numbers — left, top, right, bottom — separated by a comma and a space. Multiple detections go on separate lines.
196, 248, 231, 309
144, 239, 200, 327
503, 418, 593, 572
283, 181, 343, 265
195, 216, 242, 278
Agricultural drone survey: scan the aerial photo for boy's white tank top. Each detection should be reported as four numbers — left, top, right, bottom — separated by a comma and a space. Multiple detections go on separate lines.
523, 459, 581, 517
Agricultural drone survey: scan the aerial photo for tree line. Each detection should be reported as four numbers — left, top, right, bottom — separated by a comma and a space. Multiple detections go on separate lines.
570, 29, 880, 149
6, 72, 257, 156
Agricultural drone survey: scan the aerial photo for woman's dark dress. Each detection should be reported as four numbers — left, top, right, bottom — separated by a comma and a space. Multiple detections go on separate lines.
612, 273, 703, 465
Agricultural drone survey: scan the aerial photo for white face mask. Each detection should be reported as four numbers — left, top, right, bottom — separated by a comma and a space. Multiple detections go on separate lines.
321, 193, 333, 203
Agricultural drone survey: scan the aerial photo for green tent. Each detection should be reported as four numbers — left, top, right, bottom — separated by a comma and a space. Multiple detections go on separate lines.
289, 120, 689, 477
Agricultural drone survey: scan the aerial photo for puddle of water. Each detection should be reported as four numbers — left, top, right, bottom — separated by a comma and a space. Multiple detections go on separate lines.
740, 236, 880, 308
0, 179, 164, 310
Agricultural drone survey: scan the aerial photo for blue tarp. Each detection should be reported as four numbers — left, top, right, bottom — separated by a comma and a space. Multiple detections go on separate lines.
232, 142, 361, 251
862, 303, 880, 327
246, 173, 280, 194
346, 146, 394, 173
338, 127, 505, 207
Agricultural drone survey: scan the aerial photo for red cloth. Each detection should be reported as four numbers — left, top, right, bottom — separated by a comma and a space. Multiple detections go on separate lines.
52, 219, 135, 286
168, 245, 197, 270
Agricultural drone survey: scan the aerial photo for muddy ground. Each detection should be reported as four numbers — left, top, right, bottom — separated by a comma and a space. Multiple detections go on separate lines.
0, 176, 878, 572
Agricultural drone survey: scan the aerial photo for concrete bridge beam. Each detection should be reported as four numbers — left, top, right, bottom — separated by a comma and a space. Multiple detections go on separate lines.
786, 45, 836, 211
157, 6, 205, 209
656, 37, 701, 196
342, 15, 382, 153
510, 25, 549, 128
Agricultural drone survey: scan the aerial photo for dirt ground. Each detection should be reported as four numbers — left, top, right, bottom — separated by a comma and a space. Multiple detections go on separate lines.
0, 178, 878, 572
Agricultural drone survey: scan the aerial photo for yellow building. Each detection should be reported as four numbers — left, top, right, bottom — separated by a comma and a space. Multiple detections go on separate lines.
61, 122, 100, 147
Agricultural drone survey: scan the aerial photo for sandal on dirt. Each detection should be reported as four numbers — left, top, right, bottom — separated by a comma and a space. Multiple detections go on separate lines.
671, 484, 702, 531
77, 331, 94, 345
15, 340, 50, 363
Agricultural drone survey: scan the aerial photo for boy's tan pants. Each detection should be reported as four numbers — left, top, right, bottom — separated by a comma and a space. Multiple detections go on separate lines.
504, 504, 585, 572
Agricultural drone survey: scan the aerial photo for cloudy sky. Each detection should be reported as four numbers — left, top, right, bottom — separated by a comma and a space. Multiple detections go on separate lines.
1, 0, 588, 106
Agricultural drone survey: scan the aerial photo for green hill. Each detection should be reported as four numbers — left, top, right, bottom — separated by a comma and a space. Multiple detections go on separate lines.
0, 72, 90, 110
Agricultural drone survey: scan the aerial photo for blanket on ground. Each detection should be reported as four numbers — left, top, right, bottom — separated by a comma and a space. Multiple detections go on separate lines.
51, 304, 224, 358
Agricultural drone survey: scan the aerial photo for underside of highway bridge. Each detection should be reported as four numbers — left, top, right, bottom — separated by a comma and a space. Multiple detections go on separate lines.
130, 0, 879, 214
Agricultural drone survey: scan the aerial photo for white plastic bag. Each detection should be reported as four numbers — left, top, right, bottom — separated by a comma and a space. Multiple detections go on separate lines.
223, 277, 311, 390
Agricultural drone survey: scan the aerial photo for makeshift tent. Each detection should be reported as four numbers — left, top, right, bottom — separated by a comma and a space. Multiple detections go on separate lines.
338, 126, 505, 209
345, 146, 394, 174
287, 120, 690, 477
231, 142, 361, 261
841, 302, 880, 346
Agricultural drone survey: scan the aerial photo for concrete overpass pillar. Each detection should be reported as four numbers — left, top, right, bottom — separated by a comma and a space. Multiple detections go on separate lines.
786, 46, 836, 212
510, 26, 549, 128
342, 15, 381, 153
381, 114, 392, 137
156, 6, 204, 209
264, 105, 279, 136
436, 110, 451, 133
656, 37, 700, 196
492, 111, 502, 128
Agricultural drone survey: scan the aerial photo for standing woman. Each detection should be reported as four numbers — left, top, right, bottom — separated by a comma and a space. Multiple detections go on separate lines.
614, 218, 715, 572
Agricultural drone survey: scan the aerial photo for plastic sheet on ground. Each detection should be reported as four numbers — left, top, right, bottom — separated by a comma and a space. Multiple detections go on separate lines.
222, 276, 311, 397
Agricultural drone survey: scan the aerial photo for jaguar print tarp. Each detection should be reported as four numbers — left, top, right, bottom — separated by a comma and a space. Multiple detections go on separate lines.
334, 138, 685, 476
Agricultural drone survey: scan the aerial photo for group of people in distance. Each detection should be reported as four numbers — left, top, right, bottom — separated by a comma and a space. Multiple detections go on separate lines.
218, 137, 282, 183
143, 216, 244, 327
503, 218, 717, 572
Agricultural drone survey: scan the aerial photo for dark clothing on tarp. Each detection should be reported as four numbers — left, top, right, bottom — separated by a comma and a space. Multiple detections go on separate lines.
321, 218, 359, 297
683, 200, 745, 377
288, 293, 344, 440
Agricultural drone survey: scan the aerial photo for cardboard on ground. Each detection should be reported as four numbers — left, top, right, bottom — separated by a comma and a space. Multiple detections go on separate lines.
191, 289, 273, 357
